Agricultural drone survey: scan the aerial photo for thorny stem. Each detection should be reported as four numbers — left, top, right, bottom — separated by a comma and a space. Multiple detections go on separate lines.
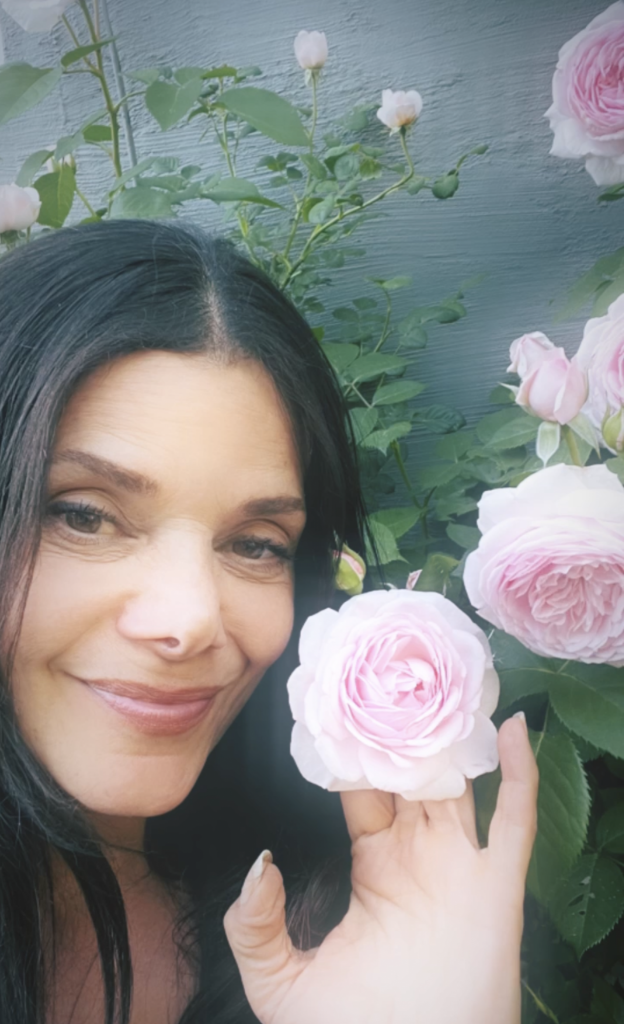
78, 0, 123, 177
280, 126, 415, 290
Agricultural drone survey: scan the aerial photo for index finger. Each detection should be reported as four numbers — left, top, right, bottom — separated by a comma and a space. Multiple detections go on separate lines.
487, 714, 539, 883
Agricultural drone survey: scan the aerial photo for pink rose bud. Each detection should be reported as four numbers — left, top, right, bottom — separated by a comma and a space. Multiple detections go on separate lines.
0, 183, 41, 233
576, 293, 624, 450
294, 30, 328, 70
545, 3, 624, 185
288, 589, 500, 801
603, 407, 624, 452
464, 464, 624, 666
507, 331, 554, 377
515, 346, 587, 425
376, 89, 423, 131
333, 544, 366, 596
406, 569, 421, 590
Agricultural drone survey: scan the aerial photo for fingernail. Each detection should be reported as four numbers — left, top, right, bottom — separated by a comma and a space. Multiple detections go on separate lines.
513, 710, 527, 728
240, 849, 272, 905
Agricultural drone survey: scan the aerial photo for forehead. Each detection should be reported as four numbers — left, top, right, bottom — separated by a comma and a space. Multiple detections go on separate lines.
52, 351, 303, 502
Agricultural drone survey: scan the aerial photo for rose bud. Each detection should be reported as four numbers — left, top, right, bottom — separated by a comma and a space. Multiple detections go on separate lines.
508, 331, 555, 377
376, 89, 423, 131
515, 346, 587, 425
294, 30, 328, 70
0, 183, 41, 233
334, 544, 366, 596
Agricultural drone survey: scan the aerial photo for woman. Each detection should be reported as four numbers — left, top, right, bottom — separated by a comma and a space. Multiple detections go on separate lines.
0, 218, 538, 1024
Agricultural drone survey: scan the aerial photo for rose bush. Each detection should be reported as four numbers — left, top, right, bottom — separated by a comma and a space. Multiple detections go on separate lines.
0, 183, 40, 232
546, 2, 624, 185
464, 463, 624, 665
0, 0, 75, 32
288, 589, 500, 801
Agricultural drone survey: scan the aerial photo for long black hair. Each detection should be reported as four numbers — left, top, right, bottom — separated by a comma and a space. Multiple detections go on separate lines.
0, 219, 369, 1024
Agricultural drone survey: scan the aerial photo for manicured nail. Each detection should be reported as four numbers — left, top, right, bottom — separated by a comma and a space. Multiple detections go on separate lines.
513, 710, 527, 728
240, 850, 272, 904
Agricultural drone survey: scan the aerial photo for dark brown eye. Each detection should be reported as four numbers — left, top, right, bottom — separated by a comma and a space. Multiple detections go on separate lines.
64, 509, 103, 534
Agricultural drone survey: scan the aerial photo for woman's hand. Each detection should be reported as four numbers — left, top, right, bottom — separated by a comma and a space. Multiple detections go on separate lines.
224, 714, 538, 1024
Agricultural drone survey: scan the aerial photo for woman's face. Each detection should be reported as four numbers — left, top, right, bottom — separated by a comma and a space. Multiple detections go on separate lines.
10, 351, 306, 820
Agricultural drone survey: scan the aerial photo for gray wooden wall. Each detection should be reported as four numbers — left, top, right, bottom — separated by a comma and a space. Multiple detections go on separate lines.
1, 0, 622, 431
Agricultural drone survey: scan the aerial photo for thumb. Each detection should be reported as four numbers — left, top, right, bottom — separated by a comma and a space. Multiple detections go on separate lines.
224, 850, 303, 1021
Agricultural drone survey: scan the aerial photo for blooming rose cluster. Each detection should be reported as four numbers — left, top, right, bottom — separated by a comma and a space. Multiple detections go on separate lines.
546, 3, 624, 185
288, 589, 500, 801
509, 290, 624, 454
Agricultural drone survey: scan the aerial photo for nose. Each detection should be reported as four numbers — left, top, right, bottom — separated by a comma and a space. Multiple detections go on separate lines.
116, 530, 228, 660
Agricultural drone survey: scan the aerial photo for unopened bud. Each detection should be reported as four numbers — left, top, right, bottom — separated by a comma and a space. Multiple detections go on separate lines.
334, 544, 366, 596
603, 408, 624, 452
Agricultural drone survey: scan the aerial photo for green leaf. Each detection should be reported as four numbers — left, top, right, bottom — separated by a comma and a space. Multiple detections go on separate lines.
109, 158, 157, 191
345, 354, 407, 383
145, 77, 203, 130
321, 342, 359, 372
203, 177, 281, 207
61, 40, 113, 68
365, 519, 405, 565
476, 408, 539, 450
349, 406, 379, 443
55, 131, 85, 160
370, 275, 412, 291
536, 420, 561, 466
220, 87, 308, 147
549, 664, 624, 759
596, 803, 624, 854
360, 422, 412, 454
128, 67, 161, 85
414, 404, 466, 433
174, 66, 206, 85
307, 194, 335, 223
498, 668, 552, 711
0, 64, 62, 125
551, 854, 624, 957
110, 187, 173, 219
398, 311, 430, 348
34, 165, 75, 228
373, 380, 426, 405
446, 523, 480, 550
527, 730, 590, 904
201, 64, 239, 79
413, 553, 459, 595
369, 507, 420, 539
406, 175, 428, 194
432, 171, 459, 199
15, 149, 53, 187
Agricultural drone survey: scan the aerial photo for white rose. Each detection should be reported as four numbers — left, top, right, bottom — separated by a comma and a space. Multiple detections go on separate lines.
294, 30, 328, 70
0, 183, 41, 232
0, 0, 76, 32
376, 89, 423, 131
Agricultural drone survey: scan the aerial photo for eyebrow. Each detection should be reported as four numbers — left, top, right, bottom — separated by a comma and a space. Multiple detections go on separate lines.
51, 449, 306, 516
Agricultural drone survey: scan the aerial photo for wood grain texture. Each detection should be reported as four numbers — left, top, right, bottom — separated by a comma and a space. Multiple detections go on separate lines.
0, 0, 621, 455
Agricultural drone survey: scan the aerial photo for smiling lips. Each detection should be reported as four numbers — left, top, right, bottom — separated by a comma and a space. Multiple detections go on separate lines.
82, 678, 220, 736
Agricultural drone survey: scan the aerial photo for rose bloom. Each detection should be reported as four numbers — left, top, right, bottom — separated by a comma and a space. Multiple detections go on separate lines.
576, 292, 624, 448
508, 331, 554, 377
545, 2, 624, 185
514, 344, 587, 425
0, 0, 75, 31
294, 30, 328, 70
288, 589, 500, 801
0, 183, 41, 233
376, 89, 423, 130
464, 463, 624, 666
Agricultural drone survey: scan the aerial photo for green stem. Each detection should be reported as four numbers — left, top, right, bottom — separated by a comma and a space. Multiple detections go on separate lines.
390, 440, 422, 512
521, 982, 560, 1024
309, 71, 319, 151
280, 126, 415, 290
78, 0, 122, 177
346, 383, 373, 408
563, 424, 582, 466
62, 12, 99, 73
373, 291, 392, 353
75, 182, 97, 217
533, 704, 550, 761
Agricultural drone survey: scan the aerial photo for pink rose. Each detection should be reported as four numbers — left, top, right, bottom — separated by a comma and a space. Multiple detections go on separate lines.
0, 183, 41, 233
507, 332, 554, 377
464, 464, 624, 666
406, 569, 421, 590
514, 345, 587, 425
576, 292, 624, 449
376, 89, 423, 131
545, 3, 624, 185
288, 589, 500, 801
294, 30, 328, 70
